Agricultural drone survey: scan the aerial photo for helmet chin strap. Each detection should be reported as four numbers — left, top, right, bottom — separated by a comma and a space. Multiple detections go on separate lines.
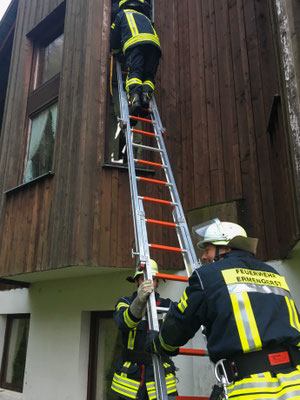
213, 246, 220, 262
213, 246, 230, 262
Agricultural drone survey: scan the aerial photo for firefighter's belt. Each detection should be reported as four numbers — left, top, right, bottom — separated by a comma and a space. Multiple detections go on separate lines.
122, 349, 172, 365
222, 346, 300, 382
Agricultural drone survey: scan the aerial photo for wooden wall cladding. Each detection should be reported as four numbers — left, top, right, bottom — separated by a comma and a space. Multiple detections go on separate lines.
0, 0, 298, 279
154, 0, 298, 260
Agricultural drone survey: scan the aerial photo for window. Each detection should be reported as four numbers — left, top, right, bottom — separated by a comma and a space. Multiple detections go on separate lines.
24, 102, 58, 182
24, 2, 66, 183
87, 312, 122, 400
0, 314, 30, 392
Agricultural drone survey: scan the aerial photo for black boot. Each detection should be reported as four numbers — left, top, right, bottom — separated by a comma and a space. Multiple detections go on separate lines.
141, 92, 150, 109
128, 93, 141, 116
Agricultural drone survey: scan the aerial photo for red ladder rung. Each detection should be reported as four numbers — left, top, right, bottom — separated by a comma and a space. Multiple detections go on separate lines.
130, 115, 153, 124
140, 196, 175, 206
132, 128, 155, 137
156, 273, 188, 282
138, 177, 167, 186
136, 160, 163, 168
149, 244, 182, 253
146, 218, 176, 228
179, 348, 208, 356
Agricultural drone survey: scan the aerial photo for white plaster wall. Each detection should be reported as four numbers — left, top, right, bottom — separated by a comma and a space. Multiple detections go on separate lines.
269, 241, 300, 308
0, 270, 133, 400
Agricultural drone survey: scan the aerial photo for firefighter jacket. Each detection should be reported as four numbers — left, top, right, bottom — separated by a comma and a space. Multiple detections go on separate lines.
110, 8, 161, 56
111, 291, 177, 400
158, 249, 300, 363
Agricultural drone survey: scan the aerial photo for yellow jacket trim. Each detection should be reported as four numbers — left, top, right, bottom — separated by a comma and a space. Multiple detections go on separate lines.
123, 33, 160, 53
124, 308, 139, 329
126, 12, 139, 36
111, 373, 140, 399
159, 332, 179, 352
127, 328, 137, 350
178, 290, 188, 313
285, 296, 300, 331
117, 302, 130, 311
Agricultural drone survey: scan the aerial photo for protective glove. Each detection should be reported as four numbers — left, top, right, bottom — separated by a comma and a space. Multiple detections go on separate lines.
137, 280, 154, 302
129, 280, 154, 319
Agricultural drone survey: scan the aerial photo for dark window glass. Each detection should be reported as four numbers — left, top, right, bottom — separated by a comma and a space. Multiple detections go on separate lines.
0, 315, 30, 392
38, 34, 64, 87
87, 312, 122, 400
24, 103, 57, 182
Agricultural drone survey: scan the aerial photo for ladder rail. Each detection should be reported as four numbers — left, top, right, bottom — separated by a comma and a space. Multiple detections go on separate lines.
150, 97, 201, 277
116, 61, 169, 400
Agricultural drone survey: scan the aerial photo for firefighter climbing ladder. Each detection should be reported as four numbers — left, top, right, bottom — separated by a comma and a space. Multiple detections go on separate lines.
116, 61, 210, 400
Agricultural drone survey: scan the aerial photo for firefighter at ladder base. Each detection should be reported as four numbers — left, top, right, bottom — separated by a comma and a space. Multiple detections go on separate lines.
110, 0, 161, 117
111, 259, 178, 400
147, 219, 300, 400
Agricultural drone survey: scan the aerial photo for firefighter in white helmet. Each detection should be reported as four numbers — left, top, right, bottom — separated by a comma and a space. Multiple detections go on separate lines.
147, 219, 300, 400
111, 259, 178, 400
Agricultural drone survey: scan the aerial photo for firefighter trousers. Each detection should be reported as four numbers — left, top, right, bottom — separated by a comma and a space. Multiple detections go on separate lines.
125, 44, 161, 98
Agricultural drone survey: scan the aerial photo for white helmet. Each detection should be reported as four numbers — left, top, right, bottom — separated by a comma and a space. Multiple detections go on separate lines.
192, 218, 258, 255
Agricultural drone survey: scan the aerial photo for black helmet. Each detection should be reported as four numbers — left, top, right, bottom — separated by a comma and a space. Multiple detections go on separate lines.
119, 0, 151, 18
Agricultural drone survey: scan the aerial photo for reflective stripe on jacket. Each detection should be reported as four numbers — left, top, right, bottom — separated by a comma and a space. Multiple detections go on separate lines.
112, 292, 177, 400
227, 366, 300, 399
110, 9, 161, 55
159, 250, 300, 363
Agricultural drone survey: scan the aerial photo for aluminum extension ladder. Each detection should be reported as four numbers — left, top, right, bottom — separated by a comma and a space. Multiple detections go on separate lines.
116, 61, 210, 400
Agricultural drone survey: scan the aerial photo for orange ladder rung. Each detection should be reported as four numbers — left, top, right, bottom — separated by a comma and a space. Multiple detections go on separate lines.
135, 160, 163, 168
149, 244, 183, 253
132, 128, 155, 137
146, 218, 177, 228
139, 196, 177, 206
130, 115, 153, 124
137, 177, 169, 186
179, 348, 208, 356
156, 273, 188, 282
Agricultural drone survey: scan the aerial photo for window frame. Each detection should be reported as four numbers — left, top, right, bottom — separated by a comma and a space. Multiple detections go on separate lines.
87, 311, 122, 400
0, 314, 30, 393
23, 2, 66, 183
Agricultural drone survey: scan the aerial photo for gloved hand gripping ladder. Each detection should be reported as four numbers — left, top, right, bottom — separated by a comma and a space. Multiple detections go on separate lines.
116, 61, 212, 400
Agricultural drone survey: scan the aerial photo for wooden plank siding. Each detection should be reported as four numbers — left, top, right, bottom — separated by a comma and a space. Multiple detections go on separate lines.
0, 0, 298, 279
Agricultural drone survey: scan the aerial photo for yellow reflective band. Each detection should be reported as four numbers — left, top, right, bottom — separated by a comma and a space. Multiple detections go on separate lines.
159, 333, 179, 352
111, 23, 115, 29
125, 12, 138, 36
121, 361, 131, 377
143, 80, 155, 90
124, 308, 139, 328
291, 299, 300, 331
127, 328, 137, 350
120, 0, 145, 6
222, 268, 289, 291
231, 293, 250, 352
116, 302, 130, 311
111, 373, 140, 399
123, 33, 160, 53
126, 77, 143, 88
285, 297, 300, 332
178, 290, 188, 314
242, 292, 262, 350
